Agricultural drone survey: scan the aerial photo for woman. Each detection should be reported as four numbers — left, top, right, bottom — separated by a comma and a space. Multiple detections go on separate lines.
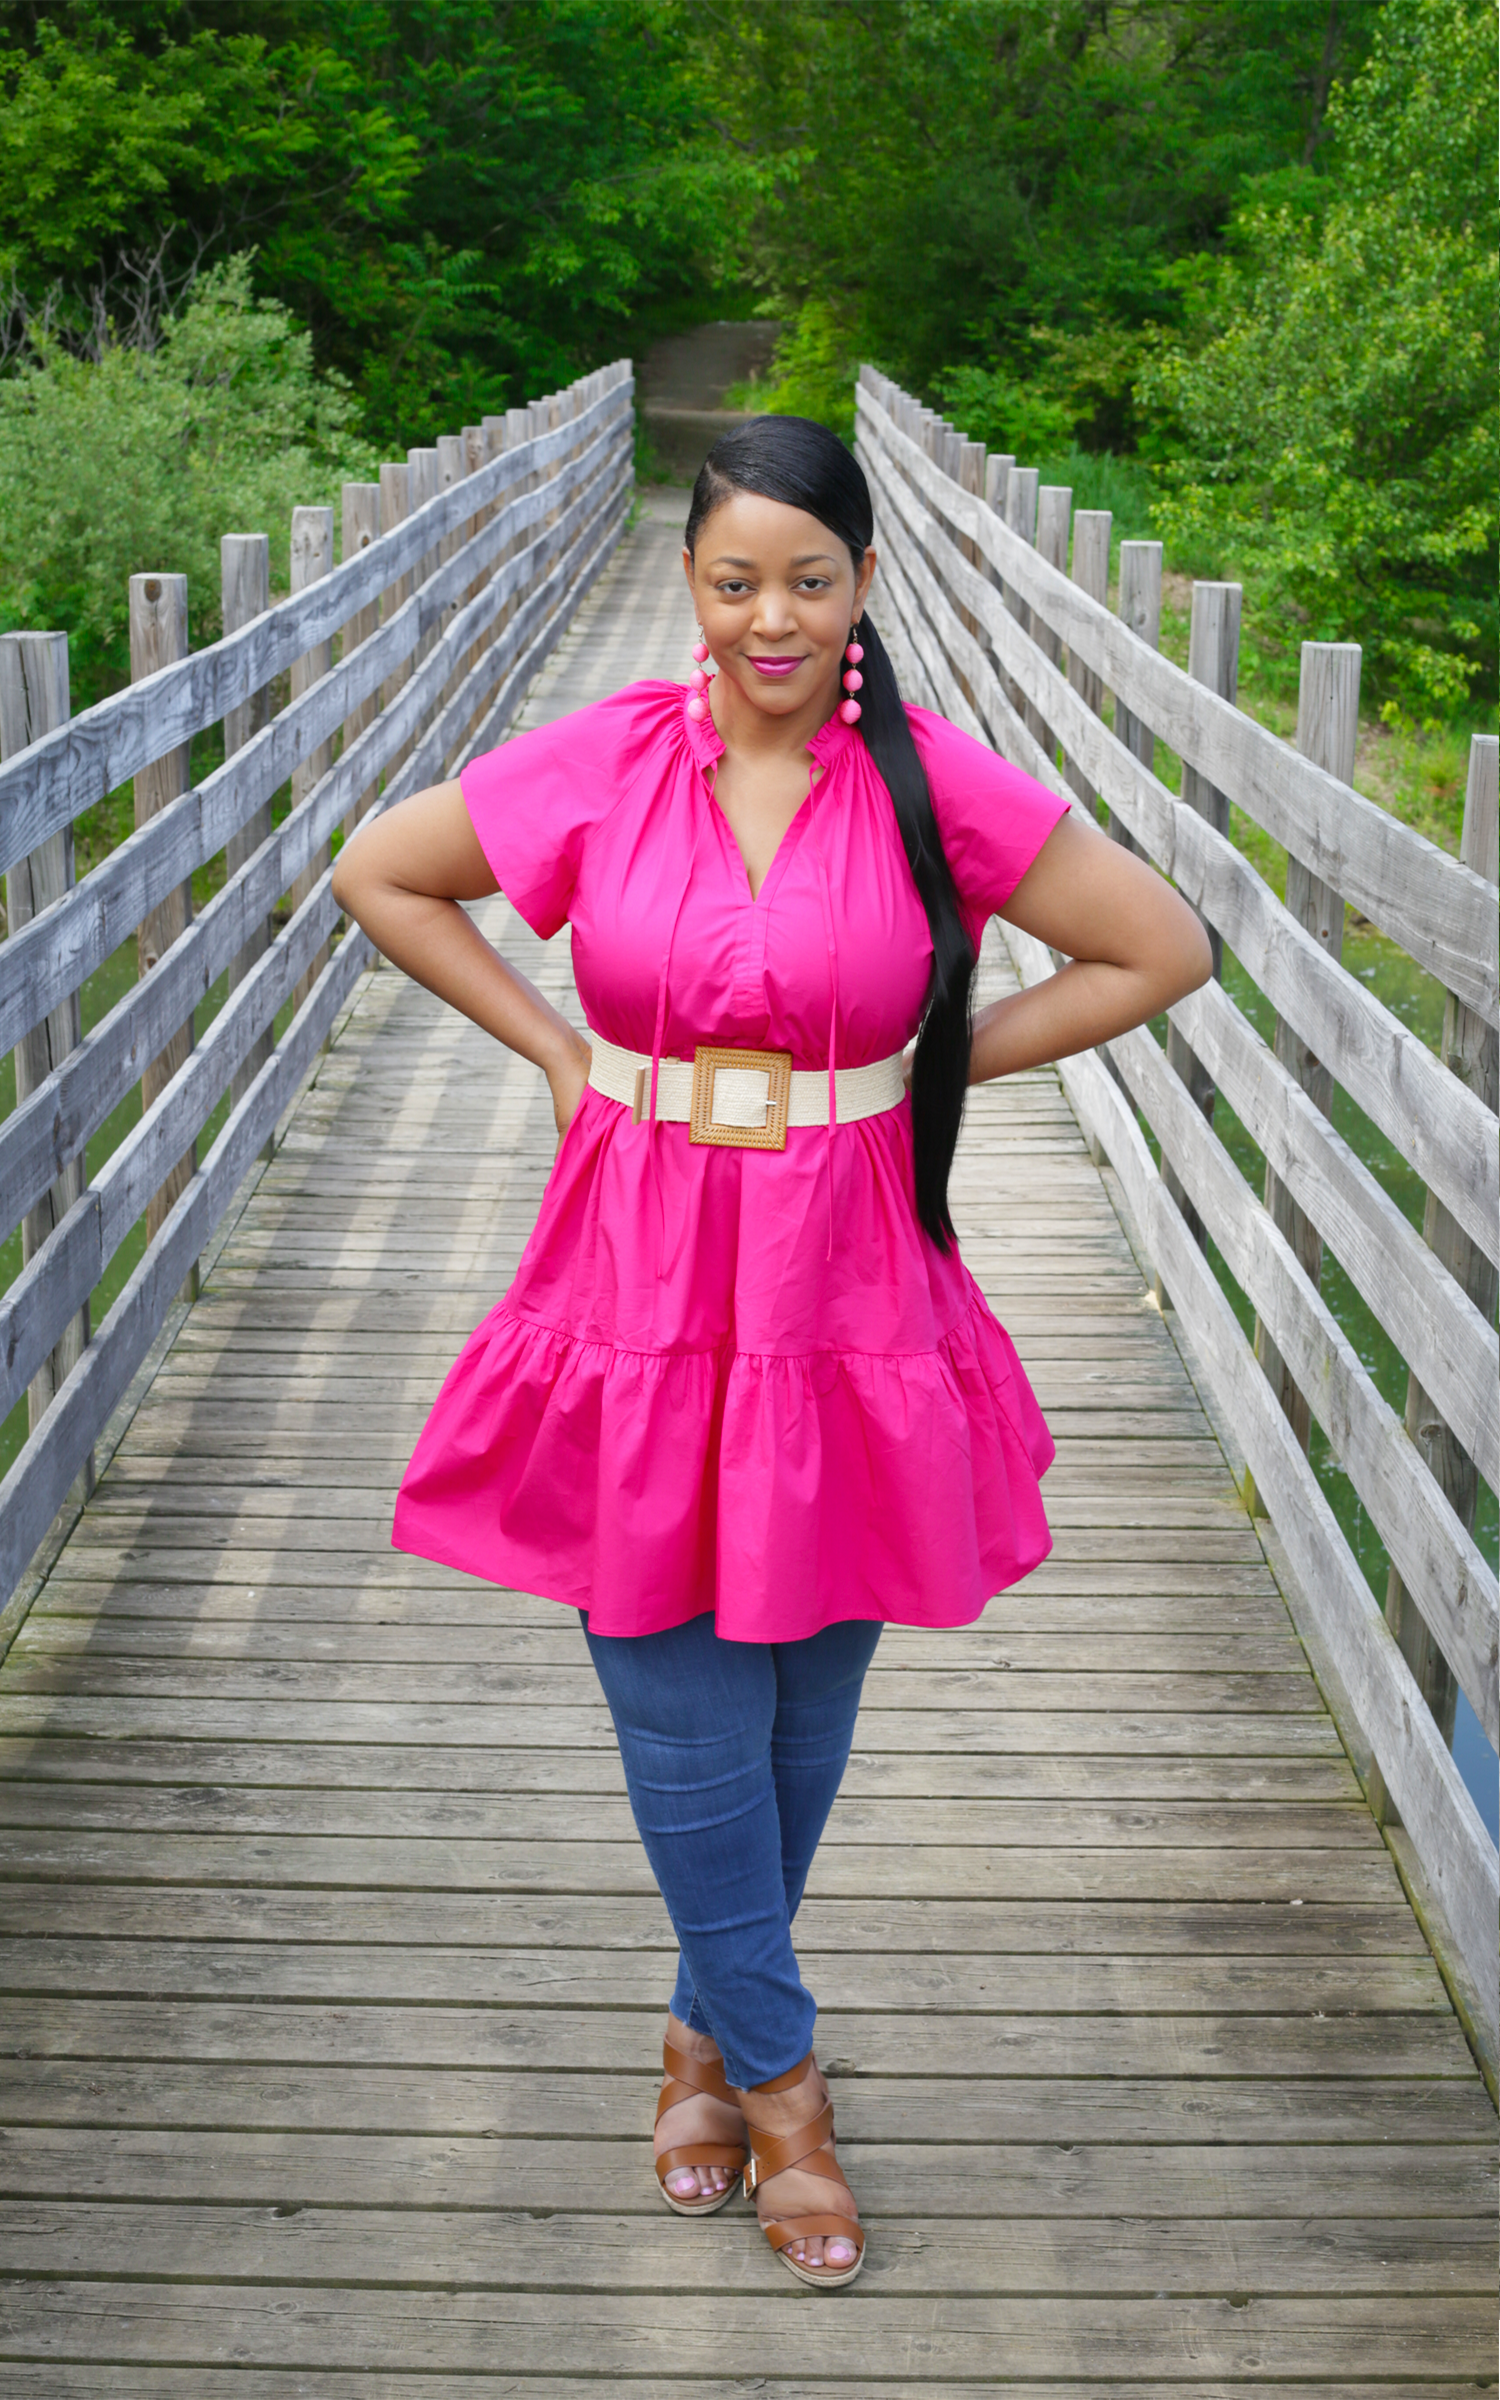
332, 416, 1210, 2290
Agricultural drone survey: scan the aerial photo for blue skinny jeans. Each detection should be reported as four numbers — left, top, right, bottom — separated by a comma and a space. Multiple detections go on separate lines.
581, 1609, 882, 2091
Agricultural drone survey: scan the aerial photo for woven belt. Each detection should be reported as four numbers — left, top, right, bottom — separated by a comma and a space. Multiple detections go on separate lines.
587, 1034, 906, 1151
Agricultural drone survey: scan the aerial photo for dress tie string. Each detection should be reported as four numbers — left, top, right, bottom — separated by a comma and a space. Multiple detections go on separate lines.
648, 768, 712, 1275
805, 765, 840, 1262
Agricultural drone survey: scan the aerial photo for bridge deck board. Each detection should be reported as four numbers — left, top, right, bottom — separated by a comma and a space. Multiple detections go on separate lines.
0, 495, 1490, 2390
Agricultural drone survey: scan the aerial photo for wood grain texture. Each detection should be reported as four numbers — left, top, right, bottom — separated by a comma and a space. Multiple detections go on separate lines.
0, 405, 630, 1541
1105, 1010, 1498, 1745
0, 494, 1489, 2389
0, 410, 629, 1077
220, 533, 275, 1115
0, 634, 90, 1456
0, 369, 633, 874
1000, 917, 1499, 2031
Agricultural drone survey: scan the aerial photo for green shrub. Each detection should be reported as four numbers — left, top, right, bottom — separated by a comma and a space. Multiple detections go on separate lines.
722, 301, 858, 443
928, 364, 1073, 461
0, 254, 377, 705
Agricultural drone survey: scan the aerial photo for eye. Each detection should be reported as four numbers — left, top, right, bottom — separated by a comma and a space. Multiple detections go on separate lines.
795, 576, 833, 594
715, 578, 753, 596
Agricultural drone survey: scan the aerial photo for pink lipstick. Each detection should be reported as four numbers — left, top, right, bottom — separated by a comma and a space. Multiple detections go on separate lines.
747, 656, 804, 679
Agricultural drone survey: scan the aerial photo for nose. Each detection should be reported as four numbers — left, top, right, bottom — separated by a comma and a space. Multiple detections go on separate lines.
751, 593, 796, 639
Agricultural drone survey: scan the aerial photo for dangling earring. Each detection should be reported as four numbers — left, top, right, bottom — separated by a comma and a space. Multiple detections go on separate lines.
687, 629, 712, 722
839, 625, 864, 724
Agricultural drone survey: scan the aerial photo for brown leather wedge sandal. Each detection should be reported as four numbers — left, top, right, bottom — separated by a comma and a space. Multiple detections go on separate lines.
654, 2032, 747, 2217
741, 2053, 865, 2288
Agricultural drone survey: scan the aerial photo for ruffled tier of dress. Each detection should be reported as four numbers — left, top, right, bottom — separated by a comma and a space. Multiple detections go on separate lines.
392, 1282, 1053, 1640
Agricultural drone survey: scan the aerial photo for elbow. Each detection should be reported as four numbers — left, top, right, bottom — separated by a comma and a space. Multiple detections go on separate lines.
1182, 912, 1214, 997
330, 845, 359, 917
1157, 889, 1213, 1006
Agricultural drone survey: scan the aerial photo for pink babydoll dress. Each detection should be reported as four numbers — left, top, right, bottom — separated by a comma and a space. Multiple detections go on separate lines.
392, 681, 1069, 1640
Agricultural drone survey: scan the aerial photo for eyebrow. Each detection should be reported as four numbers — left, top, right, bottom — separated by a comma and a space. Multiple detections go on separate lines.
708, 552, 840, 569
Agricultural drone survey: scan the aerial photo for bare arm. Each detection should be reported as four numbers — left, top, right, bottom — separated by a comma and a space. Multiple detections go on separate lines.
971, 812, 1212, 1083
331, 783, 591, 1140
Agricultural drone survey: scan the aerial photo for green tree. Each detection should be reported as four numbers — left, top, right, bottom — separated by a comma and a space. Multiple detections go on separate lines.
0, 254, 376, 703
1139, 0, 1498, 712
0, 1, 740, 442
689, 0, 1384, 396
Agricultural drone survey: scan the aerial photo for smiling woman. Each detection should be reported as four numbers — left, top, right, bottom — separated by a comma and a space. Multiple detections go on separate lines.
330, 412, 1211, 2296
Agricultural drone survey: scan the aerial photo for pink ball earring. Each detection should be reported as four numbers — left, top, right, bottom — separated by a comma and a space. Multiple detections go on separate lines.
839, 626, 864, 724
687, 629, 713, 722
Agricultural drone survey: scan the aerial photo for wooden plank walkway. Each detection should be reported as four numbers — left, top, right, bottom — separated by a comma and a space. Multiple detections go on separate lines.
0, 493, 1491, 2394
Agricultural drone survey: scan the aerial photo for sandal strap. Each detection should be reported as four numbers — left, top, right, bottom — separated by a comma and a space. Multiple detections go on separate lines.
742, 2098, 835, 2193
658, 2037, 732, 2112
655, 2139, 747, 2182
760, 2211, 865, 2259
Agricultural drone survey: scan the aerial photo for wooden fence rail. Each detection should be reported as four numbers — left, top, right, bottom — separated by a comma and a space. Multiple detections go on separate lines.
856, 366, 1499, 2044
0, 360, 633, 1618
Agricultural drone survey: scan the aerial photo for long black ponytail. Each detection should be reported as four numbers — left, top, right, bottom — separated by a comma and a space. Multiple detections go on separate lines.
685, 416, 975, 1250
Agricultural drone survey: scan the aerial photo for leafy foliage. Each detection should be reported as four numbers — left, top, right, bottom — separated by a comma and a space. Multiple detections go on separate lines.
929, 366, 1073, 462
687, 0, 1385, 392
1139, 0, 1497, 712
0, 1, 734, 443
723, 301, 860, 443
0, 256, 376, 704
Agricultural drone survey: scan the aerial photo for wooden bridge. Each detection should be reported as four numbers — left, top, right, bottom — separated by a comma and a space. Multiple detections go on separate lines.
0, 371, 1491, 2389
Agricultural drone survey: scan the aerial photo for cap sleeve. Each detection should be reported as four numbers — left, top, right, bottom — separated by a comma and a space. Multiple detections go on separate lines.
906, 705, 1070, 946
458, 683, 676, 939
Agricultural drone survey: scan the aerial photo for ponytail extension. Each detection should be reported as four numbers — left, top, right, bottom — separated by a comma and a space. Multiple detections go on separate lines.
685, 417, 975, 1250
849, 614, 974, 1249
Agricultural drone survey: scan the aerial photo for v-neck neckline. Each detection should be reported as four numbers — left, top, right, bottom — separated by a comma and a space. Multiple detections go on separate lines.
713, 788, 812, 907
683, 684, 851, 905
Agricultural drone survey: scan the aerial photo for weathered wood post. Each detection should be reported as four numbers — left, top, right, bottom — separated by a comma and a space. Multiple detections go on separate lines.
128, 575, 198, 1289
1371, 732, 1499, 1823
952, 438, 987, 689
339, 483, 382, 837
504, 404, 537, 637
1110, 541, 1162, 857
1030, 484, 1071, 759
1066, 507, 1117, 1156
221, 534, 275, 1123
436, 433, 467, 638
1065, 509, 1111, 816
543, 393, 567, 541
287, 506, 334, 1014
460, 423, 490, 678
1001, 467, 1038, 718
482, 413, 508, 558
0, 633, 92, 1470
407, 447, 439, 668
1162, 581, 1241, 1255
491, 409, 529, 647
981, 454, 1014, 689
373, 463, 413, 808
1252, 642, 1361, 1451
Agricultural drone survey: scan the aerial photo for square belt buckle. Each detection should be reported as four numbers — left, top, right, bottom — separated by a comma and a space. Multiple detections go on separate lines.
689, 1046, 792, 1150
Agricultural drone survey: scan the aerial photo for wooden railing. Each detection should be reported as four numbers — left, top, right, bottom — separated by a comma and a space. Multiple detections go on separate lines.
857, 367, 1500, 2043
0, 360, 633, 1616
